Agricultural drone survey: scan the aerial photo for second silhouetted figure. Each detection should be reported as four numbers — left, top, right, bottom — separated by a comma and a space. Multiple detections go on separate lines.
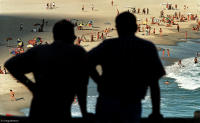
89, 12, 165, 123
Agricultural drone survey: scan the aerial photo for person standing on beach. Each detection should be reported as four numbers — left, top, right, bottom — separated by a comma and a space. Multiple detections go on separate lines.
52, 2, 55, 8
153, 28, 156, 35
46, 3, 49, 9
82, 5, 84, 11
162, 49, 165, 57
159, 28, 162, 36
97, 32, 100, 40
177, 24, 180, 32
5, 20, 90, 123
147, 8, 149, 14
19, 24, 23, 31
10, 90, 16, 101
88, 12, 165, 123
111, 0, 114, 6
167, 49, 170, 57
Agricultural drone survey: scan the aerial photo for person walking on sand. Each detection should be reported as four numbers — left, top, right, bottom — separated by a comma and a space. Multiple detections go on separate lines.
147, 8, 149, 14
5, 20, 91, 123
10, 90, 16, 101
177, 24, 180, 32
82, 5, 84, 11
101, 33, 104, 40
46, 3, 49, 9
52, 2, 55, 8
89, 12, 165, 123
111, 0, 114, 6
91, 34, 94, 42
116, 8, 119, 15
19, 24, 23, 31
153, 28, 156, 35
97, 32, 100, 40
159, 28, 162, 36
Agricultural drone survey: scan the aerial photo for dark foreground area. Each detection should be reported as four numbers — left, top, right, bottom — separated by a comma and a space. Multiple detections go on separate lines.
1, 115, 200, 123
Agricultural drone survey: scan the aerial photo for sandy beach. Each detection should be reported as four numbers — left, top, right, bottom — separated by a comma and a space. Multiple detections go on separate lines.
1, 0, 200, 116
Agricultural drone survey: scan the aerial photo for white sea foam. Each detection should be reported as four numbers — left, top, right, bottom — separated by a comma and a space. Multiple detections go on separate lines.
20, 95, 97, 117
165, 57, 200, 90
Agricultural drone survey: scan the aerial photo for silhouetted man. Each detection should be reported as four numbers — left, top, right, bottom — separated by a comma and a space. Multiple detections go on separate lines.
88, 12, 165, 123
5, 20, 89, 123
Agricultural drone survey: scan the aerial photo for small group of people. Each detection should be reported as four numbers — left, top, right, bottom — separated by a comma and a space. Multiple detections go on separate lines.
165, 3, 178, 10
178, 56, 198, 68
130, 7, 149, 15
162, 48, 170, 57
9, 47, 24, 56
4, 12, 165, 123
8, 38, 25, 56
0, 65, 7, 74
46, 2, 55, 9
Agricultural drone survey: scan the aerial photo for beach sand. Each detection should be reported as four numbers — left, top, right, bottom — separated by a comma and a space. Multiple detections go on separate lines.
1, 0, 200, 116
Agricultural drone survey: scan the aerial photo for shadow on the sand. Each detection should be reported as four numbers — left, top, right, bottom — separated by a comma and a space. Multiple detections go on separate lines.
16, 97, 25, 101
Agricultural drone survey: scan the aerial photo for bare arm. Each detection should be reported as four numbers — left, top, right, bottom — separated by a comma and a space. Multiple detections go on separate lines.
4, 50, 36, 93
150, 79, 161, 114
77, 82, 88, 117
148, 79, 163, 120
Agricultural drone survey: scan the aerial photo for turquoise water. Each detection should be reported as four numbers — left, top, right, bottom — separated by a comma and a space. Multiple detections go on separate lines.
21, 39, 200, 118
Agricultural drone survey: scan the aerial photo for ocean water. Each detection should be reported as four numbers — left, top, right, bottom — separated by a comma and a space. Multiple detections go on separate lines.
21, 39, 200, 118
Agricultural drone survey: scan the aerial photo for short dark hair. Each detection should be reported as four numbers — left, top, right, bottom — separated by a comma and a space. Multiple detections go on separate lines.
115, 12, 138, 35
53, 20, 76, 41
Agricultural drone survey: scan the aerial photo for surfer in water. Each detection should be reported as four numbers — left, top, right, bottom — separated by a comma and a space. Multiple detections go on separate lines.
178, 59, 184, 67
194, 57, 198, 64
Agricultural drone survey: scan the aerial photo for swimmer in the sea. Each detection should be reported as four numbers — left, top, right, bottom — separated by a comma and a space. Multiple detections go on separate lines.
194, 57, 198, 64
178, 59, 184, 67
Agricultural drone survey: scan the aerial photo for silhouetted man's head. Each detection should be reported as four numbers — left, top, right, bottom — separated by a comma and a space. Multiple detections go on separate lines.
115, 12, 138, 37
53, 20, 76, 43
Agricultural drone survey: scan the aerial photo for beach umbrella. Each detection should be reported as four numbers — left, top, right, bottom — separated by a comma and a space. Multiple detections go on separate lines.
6, 37, 13, 47
79, 23, 83, 26
6, 37, 12, 41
